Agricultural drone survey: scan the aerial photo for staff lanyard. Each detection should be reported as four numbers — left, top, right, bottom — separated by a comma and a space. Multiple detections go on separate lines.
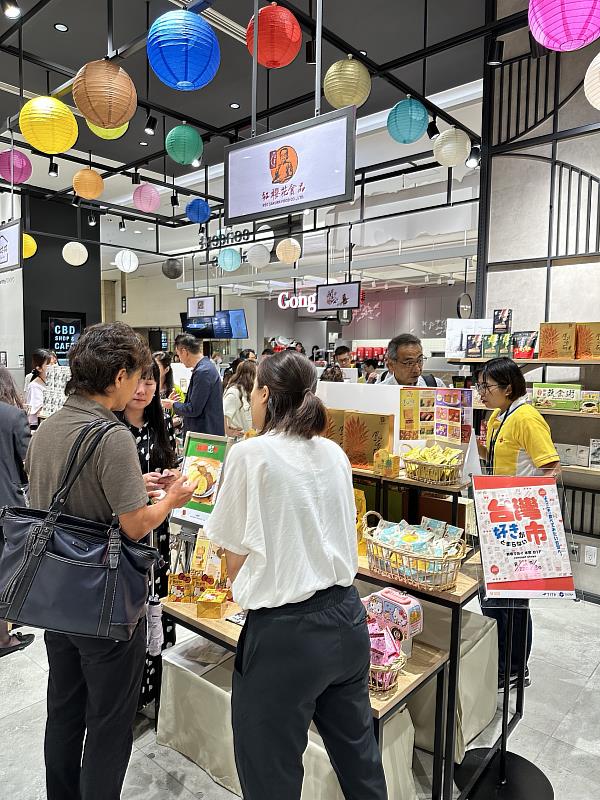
487, 401, 522, 473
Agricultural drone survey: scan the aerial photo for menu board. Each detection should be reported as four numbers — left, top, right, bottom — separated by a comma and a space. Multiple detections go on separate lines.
400, 387, 473, 444
172, 433, 230, 527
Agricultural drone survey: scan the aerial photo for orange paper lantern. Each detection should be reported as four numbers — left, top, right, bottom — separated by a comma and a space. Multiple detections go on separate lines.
72, 60, 137, 129
246, 3, 302, 69
72, 168, 104, 200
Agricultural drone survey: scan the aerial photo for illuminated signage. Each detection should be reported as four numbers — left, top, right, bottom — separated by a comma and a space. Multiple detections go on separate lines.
277, 291, 316, 314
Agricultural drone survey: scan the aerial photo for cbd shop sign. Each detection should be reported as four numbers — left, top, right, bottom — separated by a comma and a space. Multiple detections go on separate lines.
50, 317, 82, 356
277, 291, 316, 314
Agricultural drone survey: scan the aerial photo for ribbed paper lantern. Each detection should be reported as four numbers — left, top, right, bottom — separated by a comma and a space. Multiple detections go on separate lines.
276, 237, 302, 264
86, 119, 129, 140
256, 223, 275, 252
387, 98, 428, 144
162, 258, 183, 279
19, 96, 78, 155
324, 55, 371, 109
147, 10, 220, 91
166, 124, 204, 165
73, 168, 104, 200
246, 3, 302, 69
529, 0, 600, 51
433, 127, 471, 167
246, 243, 271, 269
584, 51, 600, 109
73, 60, 137, 128
62, 241, 89, 267
185, 198, 211, 223
218, 248, 241, 272
133, 183, 161, 213
115, 249, 139, 274
23, 234, 37, 259
0, 149, 32, 184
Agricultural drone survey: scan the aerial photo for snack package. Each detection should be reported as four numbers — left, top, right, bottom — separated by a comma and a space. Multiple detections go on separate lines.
465, 334, 483, 359
482, 334, 500, 359
539, 322, 577, 360
167, 573, 193, 602
497, 333, 513, 357
493, 309, 513, 335
533, 383, 582, 411
512, 331, 538, 359
580, 391, 600, 414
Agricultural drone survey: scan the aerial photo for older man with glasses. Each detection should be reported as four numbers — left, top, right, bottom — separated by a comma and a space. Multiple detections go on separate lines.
378, 334, 444, 387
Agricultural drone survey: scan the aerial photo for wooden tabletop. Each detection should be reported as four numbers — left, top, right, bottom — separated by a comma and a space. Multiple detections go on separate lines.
162, 600, 243, 649
352, 468, 470, 493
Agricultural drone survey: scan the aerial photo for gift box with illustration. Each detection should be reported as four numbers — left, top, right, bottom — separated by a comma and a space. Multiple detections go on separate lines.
539, 322, 577, 360
533, 383, 582, 411
324, 408, 345, 447
576, 322, 600, 360
196, 589, 229, 619
342, 411, 394, 469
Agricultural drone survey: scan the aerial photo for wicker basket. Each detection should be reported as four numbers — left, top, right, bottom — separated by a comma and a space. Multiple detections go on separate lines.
362, 512, 467, 593
403, 452, 464, 485
369, 652, 407, 693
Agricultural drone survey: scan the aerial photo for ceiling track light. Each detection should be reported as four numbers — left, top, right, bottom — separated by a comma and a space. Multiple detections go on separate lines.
305, 39, 317, 65
88, 212, 97, 227
487, 39, 504, 67
1, 1, 21, 19
404, 286, 409, 294
427, 118, 440, 141
144, 113, 157, 136
465, 144, 481, 169
48, 157, 58, 178
131, 169, 141, 185
171, 191, 179, 208
192, 157, 201, 168
119, 217, 126, 232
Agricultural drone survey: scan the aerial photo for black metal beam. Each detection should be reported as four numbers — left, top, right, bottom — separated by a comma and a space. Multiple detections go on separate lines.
0, 0, 57, 47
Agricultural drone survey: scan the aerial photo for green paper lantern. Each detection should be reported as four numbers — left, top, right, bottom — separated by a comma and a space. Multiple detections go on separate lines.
166, 124, 204, 165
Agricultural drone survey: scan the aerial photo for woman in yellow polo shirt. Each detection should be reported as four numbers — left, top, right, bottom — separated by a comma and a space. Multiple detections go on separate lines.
477, 357, 560, 691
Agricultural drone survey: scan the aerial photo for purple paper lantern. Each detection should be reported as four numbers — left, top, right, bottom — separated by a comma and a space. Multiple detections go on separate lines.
0, 149, 32, 184
133, 183, 161, 213
529, 0, 600, 51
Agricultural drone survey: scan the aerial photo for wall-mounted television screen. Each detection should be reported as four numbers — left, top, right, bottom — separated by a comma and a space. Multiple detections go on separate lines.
315, 281, 361, 312
180, 312, 214, 339
213, 309, 249, 340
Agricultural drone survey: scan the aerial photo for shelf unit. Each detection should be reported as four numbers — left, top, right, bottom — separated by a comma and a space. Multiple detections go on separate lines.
474, 404, 599, 420
448, 358, 600, 366
562, 465, 600, 477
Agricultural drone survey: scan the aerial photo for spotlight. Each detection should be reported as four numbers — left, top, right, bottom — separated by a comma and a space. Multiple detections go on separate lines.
54, 22, 68, 32
427, 118, 440, 140
1, 1, 21, 19
131, 169, 141, 185
144, 113, 157, 136
305, 39, 316, 64
487, 40, 504, 67
171, 190, 179, 208
229, 102, 240, 110
48, 157, 58, 178
192, 158, 201, 168
465, 145, 481, 169
88, 212, 97, 227
448, 277, 456, 286
119, 217, 126, 232
71, 196, 79, 208
404, 286, 409, 294
424, 274, 430, 283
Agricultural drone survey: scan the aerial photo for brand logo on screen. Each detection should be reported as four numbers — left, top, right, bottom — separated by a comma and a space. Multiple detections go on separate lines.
270, 145, 298, 185
0, 236, 7, 265
277, 291, 316, 314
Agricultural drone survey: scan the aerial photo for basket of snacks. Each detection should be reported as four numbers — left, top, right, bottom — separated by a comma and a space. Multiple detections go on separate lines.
369, 654, 407, 693
402, 442, 464, 486
362, 511, 467, 592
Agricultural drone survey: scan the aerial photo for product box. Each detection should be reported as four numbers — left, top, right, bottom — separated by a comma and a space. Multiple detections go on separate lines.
465, 334, 483, 359
365, 588, 423, 645
532, 383, 582, 410
167, 573, 194, 602
590, 439, 600, 470
581, 391, 600, 414
576, 323, 600, 359
343, 411, 394, 469
482, 334, 500, 359
497, 333, 513, 357
325, 408, 345, 447
512, 331, 538, 359
539, 322, 577, 360
191, 536, 226, 587
196, 589, 229, 619
493, 309, 513, 335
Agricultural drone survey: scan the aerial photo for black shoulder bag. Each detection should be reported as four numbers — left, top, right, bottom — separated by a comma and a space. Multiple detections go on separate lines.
0, 419, 160, 641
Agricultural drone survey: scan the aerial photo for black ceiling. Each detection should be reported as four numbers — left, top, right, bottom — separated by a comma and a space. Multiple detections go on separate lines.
0, 0, 485, 177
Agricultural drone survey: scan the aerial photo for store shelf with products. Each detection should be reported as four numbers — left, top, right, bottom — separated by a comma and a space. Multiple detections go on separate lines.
449, 358, 600, 366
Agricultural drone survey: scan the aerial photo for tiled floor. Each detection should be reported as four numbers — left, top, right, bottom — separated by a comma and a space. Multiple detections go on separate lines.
2, 598, 600, 799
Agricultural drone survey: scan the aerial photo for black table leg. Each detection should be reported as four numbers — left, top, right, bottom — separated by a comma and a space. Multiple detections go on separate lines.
443, 604, 462, 800
432, 665, 446, 800
451, 492, 459, 527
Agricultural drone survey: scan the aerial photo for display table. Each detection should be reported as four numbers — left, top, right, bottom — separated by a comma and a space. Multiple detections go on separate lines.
160, 600, 449, 800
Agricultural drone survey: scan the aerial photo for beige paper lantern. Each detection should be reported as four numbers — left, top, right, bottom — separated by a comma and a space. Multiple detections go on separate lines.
73, 167, 104, 200
62, 241, 89, 267
584, 52, 600, 109
324, 54, 372, 109
433, 127, 471, 168
276, 237, 302, 264
72, 60, 138, 129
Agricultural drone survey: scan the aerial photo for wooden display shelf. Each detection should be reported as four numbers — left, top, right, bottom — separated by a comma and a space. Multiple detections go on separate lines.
562, 465, 600, 477
162, 600, 242, 650
352, 468, 469, 494
448, 358, 600, 366
474, 404, 599, 419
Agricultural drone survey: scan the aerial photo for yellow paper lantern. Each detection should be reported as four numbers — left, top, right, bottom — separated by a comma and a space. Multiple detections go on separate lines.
19, 96, 78, 155
276, 237, 302, 264
86, 119, 129, 140
324, 54, 372, 109
73, 60, 137, 129
23, 234, 37, 259
73, 168, 104, 200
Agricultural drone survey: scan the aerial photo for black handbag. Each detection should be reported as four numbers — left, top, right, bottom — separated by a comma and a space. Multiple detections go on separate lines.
0, 419, 160, 641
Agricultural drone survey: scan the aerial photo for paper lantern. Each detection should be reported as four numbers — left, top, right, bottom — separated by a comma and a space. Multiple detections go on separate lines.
323, 55, 371, 109
276, 237, 301, 264
62, 241, 89, 267
162, 258, 183, 279
72, 60, 137, 128
147, 10, 220, 91
387, 98, 428, 144
529, 0, 600, 51
246, 3, 302, 69
0, 149, 32, 184
19, 96, 78, 155
256, 223, 275, 252
73, 168, 104, 200
86, 119, 129, 140
218, 248, 241, 272
133, 183, 161, 213
246, 243, 271, 269
22, 234, 37, 259
115, 249, 139, 274
433, 127, 471, 167
166, 124, 204, 165
584, 51, 600, 109
185, 198, 211, 223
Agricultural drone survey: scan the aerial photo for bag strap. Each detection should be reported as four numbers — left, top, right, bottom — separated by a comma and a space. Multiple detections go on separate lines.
422, 373, 437, 388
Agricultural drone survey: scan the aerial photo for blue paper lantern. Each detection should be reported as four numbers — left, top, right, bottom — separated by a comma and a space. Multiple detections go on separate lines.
147, 10, 221, 91
387, 98, 428, 144
186, 198, 211, 223
218, 248, 241, 272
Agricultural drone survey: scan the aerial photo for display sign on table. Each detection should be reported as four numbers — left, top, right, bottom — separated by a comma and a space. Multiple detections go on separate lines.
0, 219, 21, 273
399, 387, 473, 445
49, 317, 82, 358
224, 107, 356, 226
473, 475, 575, 600
172, 433, 230, 527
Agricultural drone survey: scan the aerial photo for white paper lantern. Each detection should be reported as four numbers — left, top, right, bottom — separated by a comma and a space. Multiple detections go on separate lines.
584, 52, 600, 109
276, 237, 302, 264
246, 243, 271, 269
115, 249, 139, 273
62, 241, 88, 267
433, 127, 471, 168
256, 223, 275, 252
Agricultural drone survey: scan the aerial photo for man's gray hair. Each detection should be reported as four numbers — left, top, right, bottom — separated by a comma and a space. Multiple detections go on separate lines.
387, 334, 422, 360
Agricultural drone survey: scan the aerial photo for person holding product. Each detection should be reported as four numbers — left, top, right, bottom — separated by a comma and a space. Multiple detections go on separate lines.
205, 350, 387, 800
25, 322, 197, 800
377, 334, 443, 387
0, 366, 34, 658
223, 359, 256, 438
25, 348, 52, 428
162, 334, 224, 437
477, 357, 560, 690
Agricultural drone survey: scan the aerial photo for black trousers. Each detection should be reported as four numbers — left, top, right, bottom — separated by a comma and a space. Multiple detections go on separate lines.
232, 585, 388, 800
482, 606, 532, 678
44, 620, 146, 800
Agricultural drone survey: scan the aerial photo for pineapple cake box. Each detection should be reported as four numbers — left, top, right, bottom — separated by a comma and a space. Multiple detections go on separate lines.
539, 322, 576, 360
342, 411, 394, 469
576, 323, 600, 359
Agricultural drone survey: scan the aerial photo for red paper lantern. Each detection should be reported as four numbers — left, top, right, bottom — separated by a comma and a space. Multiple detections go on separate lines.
246, 2, 302, 69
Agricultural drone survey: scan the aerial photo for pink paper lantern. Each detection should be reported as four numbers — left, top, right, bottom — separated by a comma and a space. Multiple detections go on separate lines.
0, 149, 32, 184
133, 183, 161, 213
529, 0, 600, 51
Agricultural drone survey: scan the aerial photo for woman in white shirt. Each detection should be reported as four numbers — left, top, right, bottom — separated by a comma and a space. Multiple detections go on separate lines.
25, 348, 51, 429
206, 351, 387, 800
222, 359, 256, 437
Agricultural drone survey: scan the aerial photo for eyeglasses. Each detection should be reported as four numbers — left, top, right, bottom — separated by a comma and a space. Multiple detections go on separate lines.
391, 356, 425, 368
475, 382, 502, 393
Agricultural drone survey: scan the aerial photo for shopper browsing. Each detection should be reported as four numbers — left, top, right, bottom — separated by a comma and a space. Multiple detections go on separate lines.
334, 344, 352, 368
205, 351, 388, 800
153, 350, 175, 399
360, 358, 379, 384
378, 334, 443, 387
25, 322, 197, 800
25, 348, 52, 428
223, 359, 256, 438
162, 334, 225, 436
